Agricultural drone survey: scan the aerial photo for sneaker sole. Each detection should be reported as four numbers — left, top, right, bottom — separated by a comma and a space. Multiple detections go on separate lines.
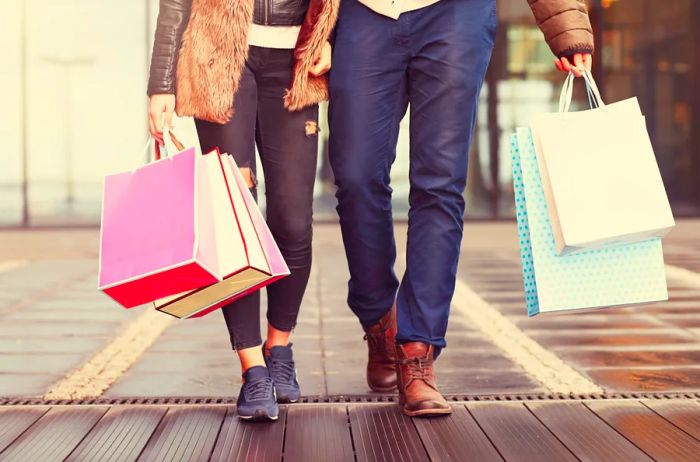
276, 395, 300, 404
239, 410, 279, 422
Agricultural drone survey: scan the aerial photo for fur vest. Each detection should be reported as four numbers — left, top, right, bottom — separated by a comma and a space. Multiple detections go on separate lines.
175, 0, 339, 123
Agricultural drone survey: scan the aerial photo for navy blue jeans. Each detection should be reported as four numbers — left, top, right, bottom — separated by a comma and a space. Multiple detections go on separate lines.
329, 0, 496, 355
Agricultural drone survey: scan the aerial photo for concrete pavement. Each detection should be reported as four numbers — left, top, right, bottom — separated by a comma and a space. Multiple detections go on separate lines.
1, 221, 700, 399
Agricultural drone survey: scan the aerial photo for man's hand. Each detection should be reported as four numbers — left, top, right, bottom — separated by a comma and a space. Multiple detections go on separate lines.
148, 94, 176, 145
309, 41, 332, 77
554, 53, 592, 77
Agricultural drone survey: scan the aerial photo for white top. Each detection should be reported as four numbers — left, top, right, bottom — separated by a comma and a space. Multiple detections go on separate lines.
248, 24, 301, 49
358, 0, 440, 19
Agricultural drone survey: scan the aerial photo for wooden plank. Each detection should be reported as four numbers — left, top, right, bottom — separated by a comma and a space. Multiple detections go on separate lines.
587, 400, 700, 461
0, 406, 108, 462
526, 402, 653, 461
0, 406, 50, 453
284, 405, 354, 462
66, 406, 168, 462
412, 405, 502, 462
467, 402, 577, 462
349, 404, 429, 462
209, 406, 285, 462
643, 400, 700, 440
137, 405, 226, 462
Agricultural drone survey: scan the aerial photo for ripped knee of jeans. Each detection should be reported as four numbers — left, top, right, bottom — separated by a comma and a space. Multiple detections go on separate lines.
305, 120, 319, 137
238, 167, 256, 189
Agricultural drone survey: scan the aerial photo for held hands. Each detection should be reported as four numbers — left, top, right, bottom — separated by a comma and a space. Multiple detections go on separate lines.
554, 53, 592, 77
148, 94, 176, 145
309, 41, 332, 77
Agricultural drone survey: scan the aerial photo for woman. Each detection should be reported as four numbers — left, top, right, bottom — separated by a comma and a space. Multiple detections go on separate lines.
147, 0, 338, 421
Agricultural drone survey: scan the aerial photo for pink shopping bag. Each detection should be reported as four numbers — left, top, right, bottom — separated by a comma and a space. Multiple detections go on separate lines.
154, 152, 290, 318
98, 141, 221, 308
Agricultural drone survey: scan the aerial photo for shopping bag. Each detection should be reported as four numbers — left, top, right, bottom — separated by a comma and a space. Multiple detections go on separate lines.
529, 70, 674, 255
98, 135, 221, 308
512, 127, 668, 316
154, 152, 290, 319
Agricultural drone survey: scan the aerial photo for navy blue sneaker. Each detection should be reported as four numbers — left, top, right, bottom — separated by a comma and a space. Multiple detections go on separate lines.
265, 343, 301, 403
237, 366, 279, 421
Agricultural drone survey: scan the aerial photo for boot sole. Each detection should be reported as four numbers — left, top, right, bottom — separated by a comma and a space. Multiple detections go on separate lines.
402, 407, 453, 417
368, 383, 398, 393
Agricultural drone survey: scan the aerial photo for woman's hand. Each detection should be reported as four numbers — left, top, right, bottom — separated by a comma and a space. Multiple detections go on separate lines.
148, 94, 176, 145
554, 53, 592, 77
309, 41, 332, 77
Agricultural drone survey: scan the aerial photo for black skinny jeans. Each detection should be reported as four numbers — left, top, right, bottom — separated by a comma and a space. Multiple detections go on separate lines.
195, 46, 318, 350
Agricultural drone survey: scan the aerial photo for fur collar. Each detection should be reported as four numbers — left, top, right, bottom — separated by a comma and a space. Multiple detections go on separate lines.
175, 0, 338, 123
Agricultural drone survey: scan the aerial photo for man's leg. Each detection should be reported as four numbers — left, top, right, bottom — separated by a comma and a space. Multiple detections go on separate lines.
329, 0, 410, 391
394, 0, 496, 416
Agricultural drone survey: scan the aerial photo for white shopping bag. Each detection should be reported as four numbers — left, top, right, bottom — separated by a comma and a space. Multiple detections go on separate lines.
511, 128, 668, 315
530, 70, 675, 255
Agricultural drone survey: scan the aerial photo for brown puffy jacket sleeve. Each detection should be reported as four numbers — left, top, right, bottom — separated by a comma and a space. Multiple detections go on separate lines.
147, 0, 192, 96
528, 0, 594, 57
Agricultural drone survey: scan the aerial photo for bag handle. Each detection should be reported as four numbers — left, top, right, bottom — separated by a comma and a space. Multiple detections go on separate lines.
583, 69, 604, 108
162, 127, 186, 154
142, 129, 186, 163
142, 137, 163, 163
558, 69, 605, 113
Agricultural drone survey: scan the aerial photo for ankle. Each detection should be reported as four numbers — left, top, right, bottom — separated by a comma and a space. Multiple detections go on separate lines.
238, 345, 266, 374
266, 325, 292, 353
266, 338, 289, 349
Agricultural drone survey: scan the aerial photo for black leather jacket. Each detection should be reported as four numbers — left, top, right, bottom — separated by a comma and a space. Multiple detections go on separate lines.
254, 0, 309, 25
148, 0, 309, 96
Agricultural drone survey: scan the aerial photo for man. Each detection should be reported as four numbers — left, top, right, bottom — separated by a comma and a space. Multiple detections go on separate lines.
329, 0, 594, 416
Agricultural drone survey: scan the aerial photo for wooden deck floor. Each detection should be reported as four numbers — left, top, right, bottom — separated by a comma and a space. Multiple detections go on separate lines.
1, 399, 700, 461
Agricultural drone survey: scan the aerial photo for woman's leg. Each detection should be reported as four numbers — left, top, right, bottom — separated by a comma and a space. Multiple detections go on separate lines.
255, 47, 318, 345
250, 47, 317, 404
194, 61, 265, 370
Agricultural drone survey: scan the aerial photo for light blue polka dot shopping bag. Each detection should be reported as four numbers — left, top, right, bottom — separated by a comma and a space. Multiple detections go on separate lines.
511, 128, 668, 316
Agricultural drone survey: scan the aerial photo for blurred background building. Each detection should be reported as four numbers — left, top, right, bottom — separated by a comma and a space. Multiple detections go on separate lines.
1, 0, 698, 226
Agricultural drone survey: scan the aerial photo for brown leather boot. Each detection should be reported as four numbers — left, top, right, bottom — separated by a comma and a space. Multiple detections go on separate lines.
396, 342, 451, 417
363, 306, 397, 392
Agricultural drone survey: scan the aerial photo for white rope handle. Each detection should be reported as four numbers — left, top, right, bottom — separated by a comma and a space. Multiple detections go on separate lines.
141, 137, 169, 165
141, 113, 184, 164
558, 72, 576, 113
140, 129, 182, 165
582, 68, 605, 108
558, 70, 605, 113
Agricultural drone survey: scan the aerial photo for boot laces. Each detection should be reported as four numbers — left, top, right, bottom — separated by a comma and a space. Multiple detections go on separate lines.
400, 357, 432, 381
